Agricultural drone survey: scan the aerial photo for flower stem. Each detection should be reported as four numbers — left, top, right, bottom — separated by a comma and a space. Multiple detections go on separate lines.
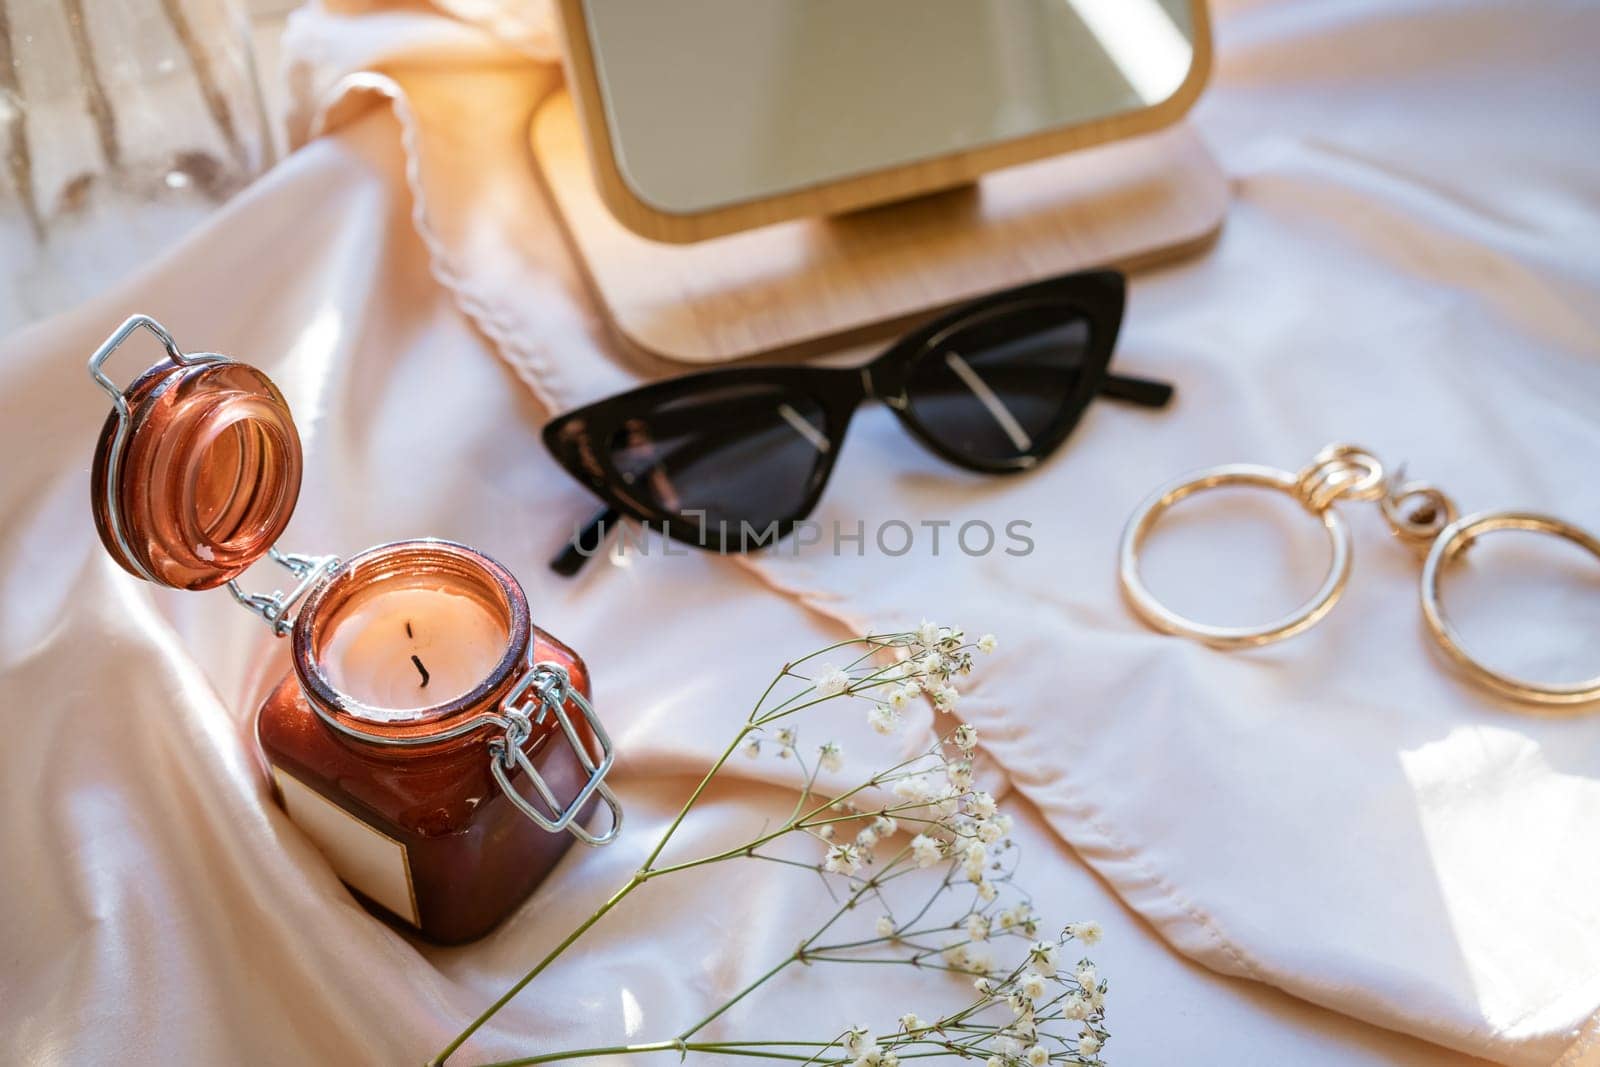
478, 1039, 826, 1065
436, 653, 815, 1062
429, 873, 645, 1065
676, 951, 800, 1042
435, 634, 978, 1065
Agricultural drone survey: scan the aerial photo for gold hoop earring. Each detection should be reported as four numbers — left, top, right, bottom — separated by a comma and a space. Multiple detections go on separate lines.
1118, 443, 1600, 706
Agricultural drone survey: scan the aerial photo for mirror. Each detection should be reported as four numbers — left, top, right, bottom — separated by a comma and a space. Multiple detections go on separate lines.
537, 0, 1223, 366
559, 0, 1210, 242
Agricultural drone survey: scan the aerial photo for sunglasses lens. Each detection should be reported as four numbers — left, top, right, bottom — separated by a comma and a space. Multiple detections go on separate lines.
903, 299, 1094, 465
605, 383, 831, 540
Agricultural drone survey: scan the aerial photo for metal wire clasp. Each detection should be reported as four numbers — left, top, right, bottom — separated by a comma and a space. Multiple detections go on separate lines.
487, 662, 622, 845
226, 548, 341, 637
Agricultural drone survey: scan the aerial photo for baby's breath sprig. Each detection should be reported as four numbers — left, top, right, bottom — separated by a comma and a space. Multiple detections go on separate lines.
434, 625, 1107, 1067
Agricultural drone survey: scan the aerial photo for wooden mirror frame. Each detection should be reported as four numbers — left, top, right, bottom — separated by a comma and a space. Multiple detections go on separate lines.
553, 0, 1214, 244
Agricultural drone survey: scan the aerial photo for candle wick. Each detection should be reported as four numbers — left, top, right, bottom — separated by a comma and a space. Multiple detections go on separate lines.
405, 620, 414, 639
411, 654, 430, 688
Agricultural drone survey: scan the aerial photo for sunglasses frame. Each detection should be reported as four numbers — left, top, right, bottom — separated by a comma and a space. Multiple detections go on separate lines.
544, 269, 1143, 558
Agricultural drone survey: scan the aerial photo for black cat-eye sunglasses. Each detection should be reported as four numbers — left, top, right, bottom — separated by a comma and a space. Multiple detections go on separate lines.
544, 269, 1173, 575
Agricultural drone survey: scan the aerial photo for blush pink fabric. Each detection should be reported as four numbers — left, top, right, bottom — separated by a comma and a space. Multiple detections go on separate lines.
2, 1, 1596, 1064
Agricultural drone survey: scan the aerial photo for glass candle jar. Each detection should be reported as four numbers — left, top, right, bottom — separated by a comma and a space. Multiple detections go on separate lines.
87, 316, 621, 944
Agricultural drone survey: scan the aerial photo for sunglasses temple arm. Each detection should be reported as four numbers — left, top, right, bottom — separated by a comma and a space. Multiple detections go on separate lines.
550, 505, 619, 577
1100, 373, 1175, 409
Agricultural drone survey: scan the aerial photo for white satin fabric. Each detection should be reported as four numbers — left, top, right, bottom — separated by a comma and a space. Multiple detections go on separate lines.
2, 0, 1597, 1064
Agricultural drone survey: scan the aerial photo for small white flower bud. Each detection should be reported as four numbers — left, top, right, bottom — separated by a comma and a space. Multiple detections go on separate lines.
1028, 940, 1059, 976
910, 834, 942, 868
1067, 920, 1103, 946
824, 843, 861, 876
843, 1026, 874, 1057
967, 790, 997, 819
815, 666, 851, 697
818, 741, 844, 773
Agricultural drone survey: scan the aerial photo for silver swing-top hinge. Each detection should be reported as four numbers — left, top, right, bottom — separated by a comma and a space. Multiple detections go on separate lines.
225, 548, 341, 637
487, 662, 622, 845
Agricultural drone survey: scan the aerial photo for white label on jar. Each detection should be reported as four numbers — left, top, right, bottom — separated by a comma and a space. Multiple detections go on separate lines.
273, 768, 421, 927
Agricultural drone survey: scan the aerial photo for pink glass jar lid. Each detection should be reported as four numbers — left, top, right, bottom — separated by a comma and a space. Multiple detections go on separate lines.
90, 320, 303, 591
